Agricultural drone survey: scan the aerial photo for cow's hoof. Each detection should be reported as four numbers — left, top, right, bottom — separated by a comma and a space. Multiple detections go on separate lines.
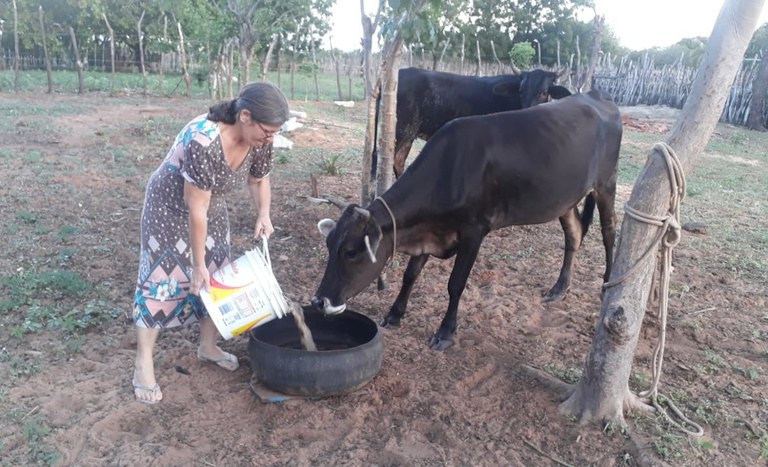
428, 334, 453, 351
543, 288, 568, 303
380, 314, 401, 328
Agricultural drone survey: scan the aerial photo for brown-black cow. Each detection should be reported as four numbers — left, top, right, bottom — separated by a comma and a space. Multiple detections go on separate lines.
314, 90, 622, 351
378, 67, 571, 179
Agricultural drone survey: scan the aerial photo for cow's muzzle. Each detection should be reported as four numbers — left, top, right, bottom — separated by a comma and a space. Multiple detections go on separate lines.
310, 296, 347, 315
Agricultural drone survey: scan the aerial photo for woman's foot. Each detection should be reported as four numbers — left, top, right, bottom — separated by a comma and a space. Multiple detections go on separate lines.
196, 346, 239, 372
132, 366, 163, 404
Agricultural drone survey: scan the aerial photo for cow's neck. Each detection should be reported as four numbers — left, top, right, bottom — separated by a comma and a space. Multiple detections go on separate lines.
369, 197, 397, 257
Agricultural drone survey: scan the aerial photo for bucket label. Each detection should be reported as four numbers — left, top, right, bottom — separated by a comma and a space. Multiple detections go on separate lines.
199, 247, 290, 340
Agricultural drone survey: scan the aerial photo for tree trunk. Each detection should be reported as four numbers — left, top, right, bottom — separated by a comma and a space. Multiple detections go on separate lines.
460, 34, 465, 75
360, 0, 380, 100
376, 34, 404, 194
103, 14, 116, 96
176, 21, 191, 97
559, 0, 765, 427
581, 15, 604, 92
329, 37, 343, 100
228, 40, 236, 98
12, 0, 20, 92
474, 38, 481, 76
68, 26, 84, 95
160, 16, 167, 90
361, 80, 381, 205
138, 11, 148, 96
261, 34, 279, 81
311, 41, 319, 100
38, 6, 53, 94
747, 50, 768, 130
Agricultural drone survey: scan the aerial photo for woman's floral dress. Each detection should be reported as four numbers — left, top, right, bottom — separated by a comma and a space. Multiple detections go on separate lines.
133, 114, 272, 328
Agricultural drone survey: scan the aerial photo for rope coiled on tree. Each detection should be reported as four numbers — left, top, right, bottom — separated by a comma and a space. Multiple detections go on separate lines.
603, 142, 703, 437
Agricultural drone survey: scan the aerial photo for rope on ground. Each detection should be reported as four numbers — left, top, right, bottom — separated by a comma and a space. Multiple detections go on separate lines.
603, 142, 703, 437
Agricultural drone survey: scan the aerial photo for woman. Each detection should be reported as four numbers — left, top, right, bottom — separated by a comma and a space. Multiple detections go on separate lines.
132, 82, 290, 404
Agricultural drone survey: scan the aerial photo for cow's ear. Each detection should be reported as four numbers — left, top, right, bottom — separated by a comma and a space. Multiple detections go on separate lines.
492, 81, 521, 96
317, 219, 336, 238
548, 85, 572, 100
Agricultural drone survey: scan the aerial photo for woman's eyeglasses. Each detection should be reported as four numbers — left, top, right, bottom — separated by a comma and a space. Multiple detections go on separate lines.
256, 122, 283, 137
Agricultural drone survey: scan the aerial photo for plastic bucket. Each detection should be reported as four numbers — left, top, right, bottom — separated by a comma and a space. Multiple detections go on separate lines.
199, 237, 291, 339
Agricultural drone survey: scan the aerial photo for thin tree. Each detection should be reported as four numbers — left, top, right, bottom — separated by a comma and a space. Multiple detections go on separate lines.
360, 0, 385, 101
103, 14, 116, 96
68, 26, 85, 94
260, 34, 279, 81
581, 14, 604, 91
12, 0, 20, 92
176, 19, 191, 97
360, 0, 386, 204
39, 6, 53, 94
375, 0, 429, 195
328, 36, 343, 100
543, 0, 766, 429
138, 11, 148, 96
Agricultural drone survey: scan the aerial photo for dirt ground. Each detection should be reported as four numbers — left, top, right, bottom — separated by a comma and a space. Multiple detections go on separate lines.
1, 93, 766, 466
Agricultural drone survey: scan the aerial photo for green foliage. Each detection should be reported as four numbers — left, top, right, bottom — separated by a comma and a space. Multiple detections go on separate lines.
16, 210, 38, 225
56, 225, 79, 242
0, 268, 91, 314
509, 42, 536, 69
316, 154, 346, 175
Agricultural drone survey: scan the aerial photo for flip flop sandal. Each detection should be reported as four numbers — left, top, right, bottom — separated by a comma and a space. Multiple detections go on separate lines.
132, 376, 162, 405
197, 350, 239, 372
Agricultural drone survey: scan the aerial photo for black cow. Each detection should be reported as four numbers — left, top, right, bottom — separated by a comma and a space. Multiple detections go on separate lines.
314, 90, 622, 351
383, 67, 571, 178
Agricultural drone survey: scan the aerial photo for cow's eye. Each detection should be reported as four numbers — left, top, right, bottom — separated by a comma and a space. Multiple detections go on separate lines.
344, 249, 358, 259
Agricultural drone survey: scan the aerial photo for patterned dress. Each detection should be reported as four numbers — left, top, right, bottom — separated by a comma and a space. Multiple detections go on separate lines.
133, 114, 273, 329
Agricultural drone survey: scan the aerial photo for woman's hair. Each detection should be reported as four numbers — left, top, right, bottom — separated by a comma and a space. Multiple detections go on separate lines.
207, 82, 289, 125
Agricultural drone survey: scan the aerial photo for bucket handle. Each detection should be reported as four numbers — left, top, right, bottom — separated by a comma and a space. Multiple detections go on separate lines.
260, 235, 271, 270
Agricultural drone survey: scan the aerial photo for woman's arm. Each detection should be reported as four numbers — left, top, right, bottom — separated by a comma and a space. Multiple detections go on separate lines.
247, 175, 273, 239
184, 181, 212, 294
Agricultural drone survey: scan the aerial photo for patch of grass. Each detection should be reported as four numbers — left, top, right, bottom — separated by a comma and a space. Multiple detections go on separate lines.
0, 268, 91, 314
57, 248, 78, 263
544, 364, 582, 384
653, 432, 686, 461
9, 358, 40, 378
23, 417, 61, 465
759, 434, 768, 460
24, 150, 43, 163
37, 270, 91, 297
694, 398, 724, 425
34, 225, 52, 235
56, 225, 79, 241
15, 210, 38, 224
316, 153, 346, 175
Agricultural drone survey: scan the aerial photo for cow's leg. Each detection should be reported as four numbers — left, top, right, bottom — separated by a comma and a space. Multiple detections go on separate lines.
381, 254, 430, 328
544, 207, 584, 302
429, 234, 485, 351
393, 138, 415, 179
595, 189, 617, 283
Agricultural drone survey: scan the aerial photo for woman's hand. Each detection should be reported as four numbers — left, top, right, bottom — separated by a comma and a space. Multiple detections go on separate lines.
189, 265, 211, 296
254, 215, 274, 239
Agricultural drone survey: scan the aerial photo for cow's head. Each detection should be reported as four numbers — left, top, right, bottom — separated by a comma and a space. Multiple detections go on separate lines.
311, 204, 389, 315
493, 69, 571, 108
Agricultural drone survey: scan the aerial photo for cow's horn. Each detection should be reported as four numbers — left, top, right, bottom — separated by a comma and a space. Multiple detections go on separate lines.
354, 206, 371, 220
364, 235, 377, 263
303, 195, 349, 211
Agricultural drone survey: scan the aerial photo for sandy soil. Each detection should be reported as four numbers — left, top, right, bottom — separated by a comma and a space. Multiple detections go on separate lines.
1, 94, 766, 466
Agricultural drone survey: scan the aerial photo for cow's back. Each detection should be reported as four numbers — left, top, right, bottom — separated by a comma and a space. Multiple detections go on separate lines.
390, 90, 622, 227
396, 68, 523, 140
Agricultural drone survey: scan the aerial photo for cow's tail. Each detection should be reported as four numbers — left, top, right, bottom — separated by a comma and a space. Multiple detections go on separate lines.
580, 193, 597, 236
370, 85, 381, 184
